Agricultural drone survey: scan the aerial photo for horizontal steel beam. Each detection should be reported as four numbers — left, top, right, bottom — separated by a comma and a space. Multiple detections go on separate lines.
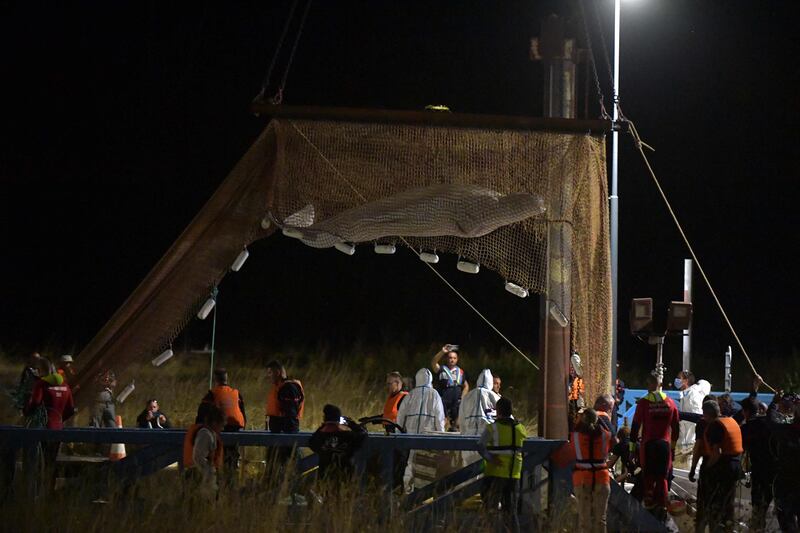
0, 426, 563, 452
251, 104, 616, 134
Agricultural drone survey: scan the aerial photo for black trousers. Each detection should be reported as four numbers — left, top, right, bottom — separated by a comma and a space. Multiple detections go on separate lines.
482, 476, 520, 533
750, 474, 774, 532
704, 457, 741, 533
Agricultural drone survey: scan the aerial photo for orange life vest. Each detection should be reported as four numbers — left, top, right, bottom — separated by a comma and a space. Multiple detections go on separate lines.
266, 379, 305, 419
704, 417, 744, 456
183, 423, 223, 469
569, 377, 585, 401
571, 428, 611, 487
383, 391, 408, 423
210, 385, 245, 428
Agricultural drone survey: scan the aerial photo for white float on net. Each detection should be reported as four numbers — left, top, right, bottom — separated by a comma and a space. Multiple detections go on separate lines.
197, 297, 216, 320
230, 248, 249, 272
374, 243, 396, 255
504, 282, 529, 298
334, 242, 356, 255
456, 260, 480, 274
419, 251, 440, 264
151, 348, 174, 367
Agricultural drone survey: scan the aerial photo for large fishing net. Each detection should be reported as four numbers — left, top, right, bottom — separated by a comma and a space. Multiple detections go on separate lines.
74, 117, 611, 410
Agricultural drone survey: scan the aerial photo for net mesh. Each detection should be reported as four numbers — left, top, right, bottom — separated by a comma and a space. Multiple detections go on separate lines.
74, 117, 611, 409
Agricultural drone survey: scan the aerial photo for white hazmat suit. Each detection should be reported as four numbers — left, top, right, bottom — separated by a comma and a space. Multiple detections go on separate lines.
678, 378, 712, 449
458, 369, 500, 436
397, 368, 446, 491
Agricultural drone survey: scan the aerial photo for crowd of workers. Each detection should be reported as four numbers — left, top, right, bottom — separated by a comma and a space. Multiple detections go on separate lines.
6, 348, 800, 533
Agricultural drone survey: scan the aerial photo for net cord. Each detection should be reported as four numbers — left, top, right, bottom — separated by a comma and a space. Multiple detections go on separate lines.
626, 119, 775, 393
287, 120, 540, 370
256, 0, 300, 101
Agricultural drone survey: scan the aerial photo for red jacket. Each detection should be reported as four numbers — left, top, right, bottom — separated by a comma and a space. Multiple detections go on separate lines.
25, 375, 75, 429
631, 391, 680, 444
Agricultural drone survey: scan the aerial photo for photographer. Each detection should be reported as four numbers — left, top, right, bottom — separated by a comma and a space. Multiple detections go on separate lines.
136, 398, 171, 429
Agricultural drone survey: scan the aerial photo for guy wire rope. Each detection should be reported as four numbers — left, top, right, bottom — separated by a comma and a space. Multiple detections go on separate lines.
287, 121, 540, 371
256, 0, 300, 102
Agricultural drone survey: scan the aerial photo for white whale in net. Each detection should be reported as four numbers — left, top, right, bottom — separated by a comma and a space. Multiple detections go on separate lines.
272, 183, 546, 248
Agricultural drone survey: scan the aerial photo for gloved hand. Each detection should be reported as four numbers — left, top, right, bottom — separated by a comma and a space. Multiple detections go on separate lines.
688, 468, 696, 483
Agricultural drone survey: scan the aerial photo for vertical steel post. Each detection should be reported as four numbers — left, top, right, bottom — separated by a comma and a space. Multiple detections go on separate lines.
682, 259, 693, 372
610, 0, 621, 418
725, 346, 732, 392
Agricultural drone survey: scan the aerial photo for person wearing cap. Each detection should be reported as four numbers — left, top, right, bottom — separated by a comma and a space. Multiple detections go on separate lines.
57, 355, 76, 382
431, 344, 469, 431
478, 397, 527, 532
308, 404, 367, 483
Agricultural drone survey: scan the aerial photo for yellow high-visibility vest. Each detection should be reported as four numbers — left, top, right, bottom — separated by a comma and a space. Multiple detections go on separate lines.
484, 419, 527, 479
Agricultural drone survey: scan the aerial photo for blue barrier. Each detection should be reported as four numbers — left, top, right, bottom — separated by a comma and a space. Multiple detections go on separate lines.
618, 388, 775, 424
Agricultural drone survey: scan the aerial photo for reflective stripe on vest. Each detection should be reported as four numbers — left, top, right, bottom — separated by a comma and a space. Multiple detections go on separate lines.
440, 366, 463, 387
484, 420, 525, 479
383, 391, 408, 423
211, 385, 245, 428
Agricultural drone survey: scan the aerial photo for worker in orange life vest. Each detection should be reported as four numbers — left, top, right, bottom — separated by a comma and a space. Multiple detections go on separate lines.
184, 404, 225, 500
382, 371, 408, 432
701, 399, 743, 532
197, 368, 246, 484
265, 360, 305, 433
569, 408, 612, 533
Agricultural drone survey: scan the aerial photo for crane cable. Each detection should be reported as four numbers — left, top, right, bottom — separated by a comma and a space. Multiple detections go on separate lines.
287, 121, 540, 371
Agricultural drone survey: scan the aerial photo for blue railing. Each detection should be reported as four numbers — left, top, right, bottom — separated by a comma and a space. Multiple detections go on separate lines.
618, 388, 775, 424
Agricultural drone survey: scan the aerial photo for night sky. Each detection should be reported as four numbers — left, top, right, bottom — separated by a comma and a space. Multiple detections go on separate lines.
2, 1, 798, 388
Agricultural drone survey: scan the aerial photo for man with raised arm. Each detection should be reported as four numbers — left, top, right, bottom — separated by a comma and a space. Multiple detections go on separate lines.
431, 344, 469, 431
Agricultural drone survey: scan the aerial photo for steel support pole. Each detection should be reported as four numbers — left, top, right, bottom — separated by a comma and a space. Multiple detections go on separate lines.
610, 0, 621, 413
682, 259, 693, 371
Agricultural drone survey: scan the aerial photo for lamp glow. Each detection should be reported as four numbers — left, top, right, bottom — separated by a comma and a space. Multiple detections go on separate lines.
334, 242, 356, 255
152, 349, 174, 367
230, 248, 249, 272
197, 297, 216, 320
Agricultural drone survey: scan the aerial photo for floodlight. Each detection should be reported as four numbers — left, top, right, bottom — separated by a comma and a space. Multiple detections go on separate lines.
374, 243, 396, 254
666, 301, 693, 332
630, 297, 653, 334
456, 260, 480, 274
230, 248, 249, 272
505, 282, 529, 298
334, 242, 356, 255
419, 251, 440, 264
197, 297, 216, 320
152, 348, 174, 367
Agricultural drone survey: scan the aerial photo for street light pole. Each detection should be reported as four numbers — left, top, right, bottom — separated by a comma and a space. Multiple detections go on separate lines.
610, 0, 621, 401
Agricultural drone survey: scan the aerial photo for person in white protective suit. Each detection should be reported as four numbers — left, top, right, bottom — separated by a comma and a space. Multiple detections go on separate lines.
458, 369, 500, 436
674, 370, 712, 450
397, 368, 445, 491
458, 369, 501, 467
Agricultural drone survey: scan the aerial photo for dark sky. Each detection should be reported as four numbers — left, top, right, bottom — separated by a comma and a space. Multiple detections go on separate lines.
2, 1, 798, 387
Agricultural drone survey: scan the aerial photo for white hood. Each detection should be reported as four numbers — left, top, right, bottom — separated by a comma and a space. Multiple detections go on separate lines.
475, 369, 493, 389
415, 368, 433, 388
696, 379, 712, 397
458, 368, 500, 436
397, 368, 445, 433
